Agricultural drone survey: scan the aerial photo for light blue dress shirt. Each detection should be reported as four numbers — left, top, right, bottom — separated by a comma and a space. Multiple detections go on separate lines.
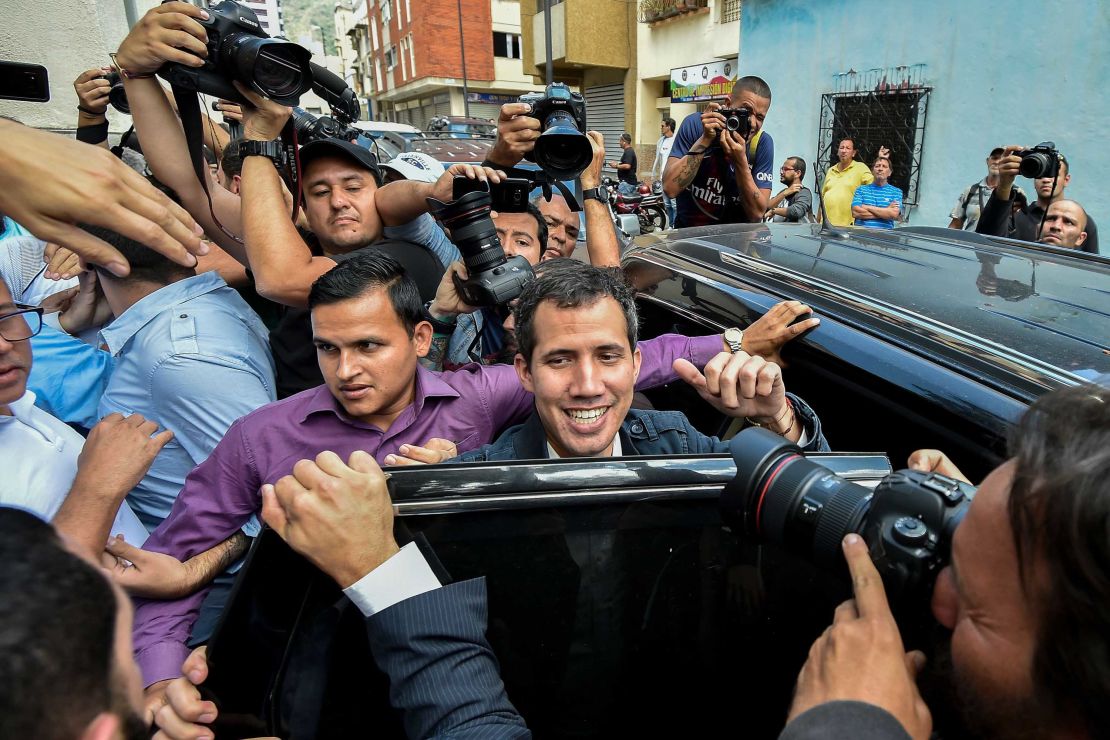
97, 271, 276, 532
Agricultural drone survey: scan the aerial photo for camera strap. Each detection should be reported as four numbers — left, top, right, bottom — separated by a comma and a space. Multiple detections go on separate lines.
174, 84, 303, 242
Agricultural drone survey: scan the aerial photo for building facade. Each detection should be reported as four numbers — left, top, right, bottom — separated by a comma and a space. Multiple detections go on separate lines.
738, 0, 1110, 227
351, 0, 543, 129
633, 0, 742, 180
240, 0, 286, 38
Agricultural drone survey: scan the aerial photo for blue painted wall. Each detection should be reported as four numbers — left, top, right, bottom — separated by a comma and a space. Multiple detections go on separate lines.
739, 0, 1110, 228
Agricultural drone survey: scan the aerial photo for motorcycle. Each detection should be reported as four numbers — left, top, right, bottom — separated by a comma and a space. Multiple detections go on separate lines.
602, 178, 668, 234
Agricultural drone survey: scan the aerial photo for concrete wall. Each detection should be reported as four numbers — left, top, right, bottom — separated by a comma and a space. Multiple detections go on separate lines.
0, 0, 160, 132
739, 0, 1110, 226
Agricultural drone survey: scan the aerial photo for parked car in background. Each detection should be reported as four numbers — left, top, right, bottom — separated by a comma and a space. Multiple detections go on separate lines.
426, 115, 497, 138
201, 222, 1109, 739
352, 120, 426, 161
409, 134, 494, 165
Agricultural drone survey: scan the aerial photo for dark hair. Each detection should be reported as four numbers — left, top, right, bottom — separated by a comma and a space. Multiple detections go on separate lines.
839, 137, 856, 151
789, 156, 807, 179
620, 132, 632, 143
308, 249, 423, 335
83, 187, 196, 284
662, 116, 676, 133
1006, 384, 1110, 737
513, 258, 638, 364
733, 75, 772, 100
221, 140, 244, 180
525, 202, 550, 256
0, 508, 118, 739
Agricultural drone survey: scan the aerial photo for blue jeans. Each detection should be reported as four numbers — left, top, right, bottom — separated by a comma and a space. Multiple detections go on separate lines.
617, 180, 638, 197
663, 194, 676, 227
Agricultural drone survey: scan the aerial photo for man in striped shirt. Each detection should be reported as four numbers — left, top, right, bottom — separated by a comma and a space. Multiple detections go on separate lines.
851, 157, 903, 229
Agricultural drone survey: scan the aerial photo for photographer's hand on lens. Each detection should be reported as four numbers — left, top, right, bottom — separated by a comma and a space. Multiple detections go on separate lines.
430, 261, 481, 319
74, 67, 112, 116
907, 449, 971, 484
787, 534, 932, 740
261, 450, 400, 589
742, 301, 820, 368
428, 164, 507, 204
719, 128, 747, 165
115, 2, 210, 77
672, 351, 792, 429
0, 120, 207, 276
215, 99, 244, 123
698, 102, 727, 148
234, 82, 293, 141
487, 102, 542, 168
383, 438, 460, 466
994, 145, 1025, 198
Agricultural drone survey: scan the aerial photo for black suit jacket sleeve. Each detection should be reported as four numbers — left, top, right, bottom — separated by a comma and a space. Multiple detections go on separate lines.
778, 701, 912, 740
975, 189, 1021, 240
366, 577, 531, 739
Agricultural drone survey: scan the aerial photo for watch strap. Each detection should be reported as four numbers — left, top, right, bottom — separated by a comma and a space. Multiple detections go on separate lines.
240, 139, 286, 167
582, 187, 607, 204
423, 301, 458, 335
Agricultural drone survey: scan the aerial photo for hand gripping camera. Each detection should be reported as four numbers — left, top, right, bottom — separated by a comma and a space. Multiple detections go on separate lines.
158, 0, 312, 105
426, 184, 534, 307
722, 427, 976, 600
518, 83, 592, 181
716, 108, 752, 140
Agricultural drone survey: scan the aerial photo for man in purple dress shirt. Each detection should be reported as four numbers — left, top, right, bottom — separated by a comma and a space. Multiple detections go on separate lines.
133, 250, 732, 702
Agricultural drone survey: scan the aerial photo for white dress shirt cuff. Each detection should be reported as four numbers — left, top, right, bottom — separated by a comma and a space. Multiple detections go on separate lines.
343, 541, 444, 617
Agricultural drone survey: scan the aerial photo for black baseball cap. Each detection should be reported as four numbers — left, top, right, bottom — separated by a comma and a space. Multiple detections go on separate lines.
299, 139, 382, 183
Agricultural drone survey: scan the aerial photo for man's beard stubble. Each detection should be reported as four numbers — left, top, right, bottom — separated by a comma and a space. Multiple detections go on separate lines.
919, 627, 1051, 740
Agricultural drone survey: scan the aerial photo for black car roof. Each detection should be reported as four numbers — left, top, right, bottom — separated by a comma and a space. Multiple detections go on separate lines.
627, 223, 1110, 388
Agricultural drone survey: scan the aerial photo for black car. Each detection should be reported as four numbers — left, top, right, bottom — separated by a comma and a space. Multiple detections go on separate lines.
203, 223, 1109, 738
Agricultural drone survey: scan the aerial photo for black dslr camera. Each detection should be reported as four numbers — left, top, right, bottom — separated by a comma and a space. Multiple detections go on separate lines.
99, 70, 130, 114
722, 427, 975, 599
427, 180, 534, 307
158, 0, 312, 105
518, 82, 592, 181
717, 107, 752, 139
1015, 141, 1062, 179
452, 176, 533, 213
291, 107, 362, 144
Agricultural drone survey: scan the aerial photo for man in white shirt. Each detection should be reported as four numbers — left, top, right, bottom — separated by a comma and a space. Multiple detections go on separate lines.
651, 117, 677, 227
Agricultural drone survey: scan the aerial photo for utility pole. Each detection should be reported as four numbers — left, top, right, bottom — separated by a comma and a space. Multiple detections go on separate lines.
456, 0, 471, 117
544, 0, 553, 85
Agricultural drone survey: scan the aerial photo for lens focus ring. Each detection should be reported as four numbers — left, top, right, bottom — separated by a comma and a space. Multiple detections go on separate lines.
812, 483, 871, 565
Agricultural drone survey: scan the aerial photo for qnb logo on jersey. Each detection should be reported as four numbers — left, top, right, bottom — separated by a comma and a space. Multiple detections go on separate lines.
756, 170, 774, 185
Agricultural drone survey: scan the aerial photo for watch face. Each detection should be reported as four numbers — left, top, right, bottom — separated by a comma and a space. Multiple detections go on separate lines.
724, 328, 743, 348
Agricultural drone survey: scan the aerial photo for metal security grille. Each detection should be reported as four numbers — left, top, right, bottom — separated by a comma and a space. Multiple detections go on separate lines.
721, 0, 741, 24
467, 102, 502, 121
585, 83, 626, 175
815, 87, 931, 207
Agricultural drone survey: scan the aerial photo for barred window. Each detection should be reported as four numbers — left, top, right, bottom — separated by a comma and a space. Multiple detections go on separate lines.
721, 0, 741, 24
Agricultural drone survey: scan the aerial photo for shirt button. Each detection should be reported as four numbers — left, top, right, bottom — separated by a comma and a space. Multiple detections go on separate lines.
630, 422, 643, 434
179, 314, 188, 319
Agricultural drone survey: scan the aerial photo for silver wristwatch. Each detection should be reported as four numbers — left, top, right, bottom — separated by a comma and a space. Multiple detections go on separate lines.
723, 327, 744, 353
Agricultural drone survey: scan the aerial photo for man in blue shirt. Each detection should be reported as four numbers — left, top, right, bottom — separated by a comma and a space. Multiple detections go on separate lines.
663, 76, 775, 227
851, 157, 903, 229
65, 226, 277, 532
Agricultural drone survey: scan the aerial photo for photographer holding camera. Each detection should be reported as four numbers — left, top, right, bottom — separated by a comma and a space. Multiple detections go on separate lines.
976, 143, 1099, 254
663, 76, 774, 227
777, 384, 1110, 740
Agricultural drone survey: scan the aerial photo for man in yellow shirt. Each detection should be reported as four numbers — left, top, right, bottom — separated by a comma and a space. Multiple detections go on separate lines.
821, 138, 874, 226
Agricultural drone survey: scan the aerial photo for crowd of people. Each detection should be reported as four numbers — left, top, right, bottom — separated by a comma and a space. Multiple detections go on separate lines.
646, 77, 1099, 253
0, 3, 1107, 738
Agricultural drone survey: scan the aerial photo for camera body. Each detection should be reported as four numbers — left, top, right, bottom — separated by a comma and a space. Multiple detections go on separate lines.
158, 0, 312, 105
722, 427, 975, 599
96, 71, 130, 114
291, 107, 363, 145
1015, 141, 1061, 180
427, 187, 534, 307
518, 83, 592, 181
452, 175, 532, 213
717, 108, 752, 140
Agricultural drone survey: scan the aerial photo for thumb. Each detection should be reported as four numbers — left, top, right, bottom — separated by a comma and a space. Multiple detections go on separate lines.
673, 358, 708, 391
905, 650, 927, 679
183, 646, 209, 686
423, 438, 455, 451
105, 536, 145, 563
260, 483, 288, 533
347, 449, 383, 477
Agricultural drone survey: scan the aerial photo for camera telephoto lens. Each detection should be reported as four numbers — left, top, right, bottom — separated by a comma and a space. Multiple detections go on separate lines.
1019, 152, 1053, 179
722, 427, 873, 569
533, 111, 593, 181
224, 36, 311, 104
105, 71, 130, 115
